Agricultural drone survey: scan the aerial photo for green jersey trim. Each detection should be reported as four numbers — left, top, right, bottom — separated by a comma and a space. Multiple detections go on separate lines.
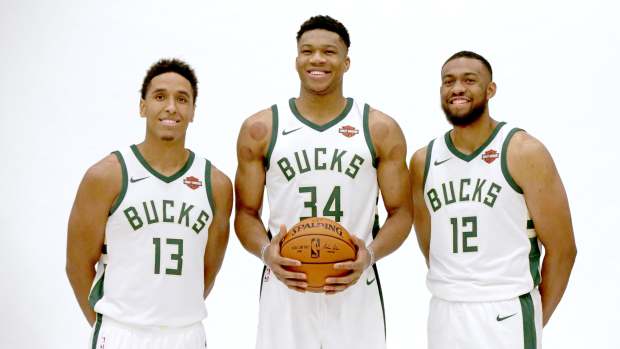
88, 266, 105, 308
264, 105, 278, 170
519, 292, 537, 349
501, 128, 525, 194
130, 144, 195, 183
373, 264, 387, 340
370, 218, 387, 339
529, 237, 541, 286
444, 122, 506, 162
205, 159, 216, 214
362, 103, 378, 168
288, 97, 353, 132
109, 151, 127, 216
422, 139, 435, 187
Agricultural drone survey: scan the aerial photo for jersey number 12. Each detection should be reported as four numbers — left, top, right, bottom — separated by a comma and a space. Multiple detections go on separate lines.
450, 216, 478, 253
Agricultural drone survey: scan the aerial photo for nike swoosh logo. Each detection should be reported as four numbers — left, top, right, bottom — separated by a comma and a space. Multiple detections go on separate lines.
366, 277, 376, 286
434, 158, 452, 166
496, 313, 517, 321
282, 127, 302, 136
130, 176, 149, 183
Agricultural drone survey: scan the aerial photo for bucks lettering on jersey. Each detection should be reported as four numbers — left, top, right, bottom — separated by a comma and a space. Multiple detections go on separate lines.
88, 145, 215, 327
423, 123, 541, 302
265, 98, 378, 242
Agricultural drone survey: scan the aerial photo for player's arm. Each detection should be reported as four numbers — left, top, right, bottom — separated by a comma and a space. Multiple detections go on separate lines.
508, 131, 577, 326
326, 109, 413, 293
409, 146, 431, 267
66, 154, 120, 326
234, 109, 306, 291
203, 166, 232, 298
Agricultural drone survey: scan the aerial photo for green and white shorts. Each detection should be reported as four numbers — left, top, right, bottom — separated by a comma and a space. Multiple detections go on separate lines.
428, 288, 542, 349
89, 315, 206, 349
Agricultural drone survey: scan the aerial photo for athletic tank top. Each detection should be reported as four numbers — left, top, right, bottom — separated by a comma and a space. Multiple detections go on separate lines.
265, 97, 378, 242
423, 123, 541, 302
89, 145, 215, 327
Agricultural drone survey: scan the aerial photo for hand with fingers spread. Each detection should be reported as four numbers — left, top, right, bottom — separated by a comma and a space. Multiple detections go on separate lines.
323, 235, 372, 294
263, 224, 308, 292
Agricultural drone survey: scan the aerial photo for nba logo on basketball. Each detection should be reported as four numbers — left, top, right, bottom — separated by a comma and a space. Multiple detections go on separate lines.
482, 149, 499, 164
311, 238, 320, 258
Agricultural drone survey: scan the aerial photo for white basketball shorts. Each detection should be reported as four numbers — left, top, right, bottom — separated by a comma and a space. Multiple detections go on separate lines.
89, 315, 207, 349
256, 265, 386, 349
428, 288, 542, 349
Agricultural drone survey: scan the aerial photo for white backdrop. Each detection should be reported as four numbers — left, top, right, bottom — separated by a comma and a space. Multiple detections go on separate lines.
1, 0, 618, 347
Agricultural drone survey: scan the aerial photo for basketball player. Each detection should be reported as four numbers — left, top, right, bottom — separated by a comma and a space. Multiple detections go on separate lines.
235, 15, 412, 349
409, 51, 577, 348
66, 59, 232, 348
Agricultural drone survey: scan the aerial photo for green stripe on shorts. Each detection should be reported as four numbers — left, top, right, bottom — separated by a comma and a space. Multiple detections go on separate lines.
519, 293, 537, 349
91, 313, 103, 349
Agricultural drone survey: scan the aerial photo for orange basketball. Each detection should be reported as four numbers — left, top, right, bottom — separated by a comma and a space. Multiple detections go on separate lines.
280, 217, 357, 292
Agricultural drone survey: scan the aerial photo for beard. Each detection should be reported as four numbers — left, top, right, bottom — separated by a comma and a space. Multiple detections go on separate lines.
442, 99, 487, 126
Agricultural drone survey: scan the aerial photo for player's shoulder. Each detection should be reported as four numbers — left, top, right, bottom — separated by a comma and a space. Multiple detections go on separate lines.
506, 128, 549, 158
78, 152, 123, 201
84, 152, 122, 184
242, 107, 273, 129
366, 106, 406, 148
209, 163, 232, 189
208, 163, 233, 213
409, 143, 431, 175
367, 106, 399, 128
238, 107, 273, 145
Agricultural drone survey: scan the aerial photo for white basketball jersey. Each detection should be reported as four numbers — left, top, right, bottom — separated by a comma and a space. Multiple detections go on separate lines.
265, 97, 378, 241
89, 145, 215, 327
424, 123, 541, 302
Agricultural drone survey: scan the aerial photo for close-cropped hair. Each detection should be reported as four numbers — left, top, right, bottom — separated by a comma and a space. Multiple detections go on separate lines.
140, 58, 198, 103
296, 15, 351, 48
443, 51, 493, 79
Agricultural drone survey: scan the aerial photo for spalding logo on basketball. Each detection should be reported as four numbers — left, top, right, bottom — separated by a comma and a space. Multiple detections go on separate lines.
280, 217, 357, 292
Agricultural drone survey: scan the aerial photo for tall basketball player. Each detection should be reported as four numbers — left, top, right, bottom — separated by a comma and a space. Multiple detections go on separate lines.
409, 51, 577, 349
66, 59, 232, 348
235, 15, 412, 349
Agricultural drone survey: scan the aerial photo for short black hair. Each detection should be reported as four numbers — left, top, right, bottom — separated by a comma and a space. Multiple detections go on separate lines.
296, 15, 350, 49
140, 58, 198, 103
443, 51, 493, 79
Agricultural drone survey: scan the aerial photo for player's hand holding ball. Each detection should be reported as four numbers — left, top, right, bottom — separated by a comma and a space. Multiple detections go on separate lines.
263, 224, 308, 292
324, 235, 371, 294
279, 217, 361, 294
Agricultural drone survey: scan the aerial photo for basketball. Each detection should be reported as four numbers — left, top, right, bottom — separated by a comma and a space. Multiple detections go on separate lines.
280, 217, 357, 292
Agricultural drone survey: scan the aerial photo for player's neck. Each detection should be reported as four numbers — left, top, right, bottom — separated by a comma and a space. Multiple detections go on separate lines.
450, 116, 498, 155
136, 139, 189, 176
295, 89, 347, 124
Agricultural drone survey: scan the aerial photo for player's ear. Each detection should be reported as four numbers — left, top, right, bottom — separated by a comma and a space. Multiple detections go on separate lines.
139, 99, 146, 118
486, 82, 496, 100
344, 56, 350, 72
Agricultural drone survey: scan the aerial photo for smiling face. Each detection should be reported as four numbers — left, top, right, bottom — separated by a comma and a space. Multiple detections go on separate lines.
296, 29, 350, 96
440, 57, 496, 126
140, 72, 195, 142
